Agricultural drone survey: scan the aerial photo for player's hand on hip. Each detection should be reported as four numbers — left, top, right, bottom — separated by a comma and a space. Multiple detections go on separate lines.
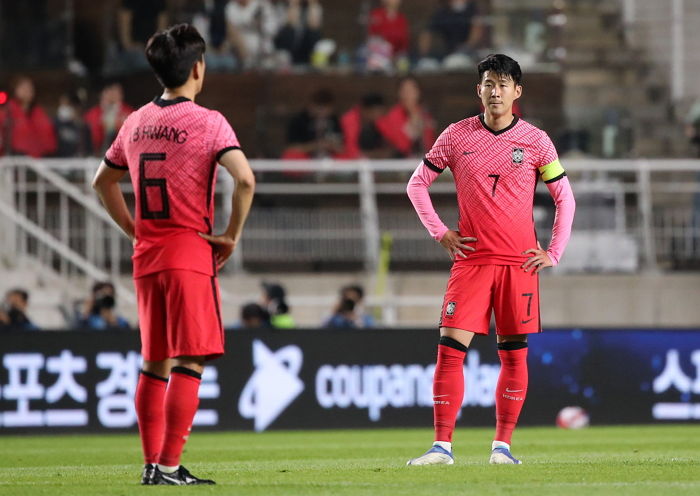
199, 233, 236, 269
522, 243, 553, 274
439, 230, 476, 261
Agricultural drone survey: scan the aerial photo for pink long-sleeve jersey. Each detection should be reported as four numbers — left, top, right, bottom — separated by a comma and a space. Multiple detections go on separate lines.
407, 114, 575, 265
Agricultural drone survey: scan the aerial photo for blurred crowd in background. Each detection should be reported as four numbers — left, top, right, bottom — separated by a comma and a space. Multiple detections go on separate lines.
0, 0, 510, 161
0, 77, 132, 159
0, 281, 375, 331
0, 73, 443, 160
2, 0, 700, 160
1, 0, 524, 77
0, 0, 700, 159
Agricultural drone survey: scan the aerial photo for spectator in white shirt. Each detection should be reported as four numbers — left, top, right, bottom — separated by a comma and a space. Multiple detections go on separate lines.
225, 0, 278, 69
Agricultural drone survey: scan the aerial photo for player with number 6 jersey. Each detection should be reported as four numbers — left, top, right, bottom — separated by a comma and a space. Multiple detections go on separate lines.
406, 54, 575, 466
92, 24, 255, 485
104, 100, 241, 279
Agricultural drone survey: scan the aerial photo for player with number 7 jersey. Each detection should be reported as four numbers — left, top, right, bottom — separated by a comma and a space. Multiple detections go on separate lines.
406, 54, 575, 467
92, 24, 255, 485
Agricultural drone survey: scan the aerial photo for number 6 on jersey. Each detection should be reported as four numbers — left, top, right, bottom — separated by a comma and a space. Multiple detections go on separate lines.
139, 152, 169, 220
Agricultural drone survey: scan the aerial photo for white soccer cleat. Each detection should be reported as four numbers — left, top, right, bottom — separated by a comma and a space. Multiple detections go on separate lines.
489, 446, 522, 465
406, 445, 454, 465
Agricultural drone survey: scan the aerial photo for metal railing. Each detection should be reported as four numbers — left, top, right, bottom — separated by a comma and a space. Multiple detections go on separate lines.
1, 157, 699, 282
0, 158, 135, 303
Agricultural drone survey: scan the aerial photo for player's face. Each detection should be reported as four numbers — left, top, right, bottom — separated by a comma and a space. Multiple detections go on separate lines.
477, 71, 522, 117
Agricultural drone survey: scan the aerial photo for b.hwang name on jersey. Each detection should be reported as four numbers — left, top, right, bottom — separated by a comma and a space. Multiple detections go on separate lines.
131, 124, 188, 144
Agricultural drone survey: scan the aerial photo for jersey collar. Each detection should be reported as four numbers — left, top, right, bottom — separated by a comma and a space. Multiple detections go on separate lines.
479, 113, 519, 136
153, 96, 191, 107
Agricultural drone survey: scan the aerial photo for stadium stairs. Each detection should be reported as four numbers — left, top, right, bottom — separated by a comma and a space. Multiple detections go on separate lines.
560, 0, 698, 159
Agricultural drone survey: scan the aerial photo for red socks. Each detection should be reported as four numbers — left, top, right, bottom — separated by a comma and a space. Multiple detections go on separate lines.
433, 337, 467, 442
494, 344, 528, 445
158, 367, 202, 467
135, 371, 168, 464
432, 337, 528, 446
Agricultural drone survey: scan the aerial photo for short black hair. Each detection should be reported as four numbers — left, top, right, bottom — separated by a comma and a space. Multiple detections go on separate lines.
477, 54, 522, 86
92, 281, 115, 295
241, 303, 270, 323
341, 284, 364, 300
7, 288, 28, 303
338, 298, 356, 314
262, 282, 286, 301
146, 24, 206, 89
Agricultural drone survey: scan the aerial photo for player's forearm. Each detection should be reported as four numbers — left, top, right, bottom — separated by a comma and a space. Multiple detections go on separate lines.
94, 182, 135, 240
406, 163, 449, 241
224, 181, 255, 243
545, 176, 575, 265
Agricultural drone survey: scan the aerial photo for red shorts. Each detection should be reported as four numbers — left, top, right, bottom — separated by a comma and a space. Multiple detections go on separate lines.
134, 269, 225, 361
439, 264, 541, 335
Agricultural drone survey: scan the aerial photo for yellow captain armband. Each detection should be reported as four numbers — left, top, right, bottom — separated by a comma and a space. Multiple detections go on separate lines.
538, 159, 566, 183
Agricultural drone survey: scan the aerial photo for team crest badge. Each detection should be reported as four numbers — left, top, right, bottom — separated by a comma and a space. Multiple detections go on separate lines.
446, 301, 457, 316
512, 148, 524, 164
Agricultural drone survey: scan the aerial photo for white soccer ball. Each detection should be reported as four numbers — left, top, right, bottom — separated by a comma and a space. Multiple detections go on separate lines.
556, 406, 590, 429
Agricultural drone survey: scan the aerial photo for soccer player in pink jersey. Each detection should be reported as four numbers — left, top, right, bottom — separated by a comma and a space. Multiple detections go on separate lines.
92, 24, 255, 484
406, 54, 575, 465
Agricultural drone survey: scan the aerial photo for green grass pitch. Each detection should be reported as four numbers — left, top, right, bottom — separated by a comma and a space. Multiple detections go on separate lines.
1, 425, 699, 495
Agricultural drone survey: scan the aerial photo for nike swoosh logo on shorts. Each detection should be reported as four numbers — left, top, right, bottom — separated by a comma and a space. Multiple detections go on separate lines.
521, 318, 534, 324
506, 388, 523, 393
433, 395, 449, 398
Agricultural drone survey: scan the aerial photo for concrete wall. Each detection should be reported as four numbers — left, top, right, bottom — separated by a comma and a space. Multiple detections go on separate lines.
216, 272, 700, 328
6, 270, 700, 330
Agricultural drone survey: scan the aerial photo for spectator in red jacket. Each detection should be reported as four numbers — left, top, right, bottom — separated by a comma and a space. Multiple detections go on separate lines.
340, 93, 393, 159
368, 0, 409, 57
0, 76, 56, 157
83, 82, 133, 156
376, 76, 436, 157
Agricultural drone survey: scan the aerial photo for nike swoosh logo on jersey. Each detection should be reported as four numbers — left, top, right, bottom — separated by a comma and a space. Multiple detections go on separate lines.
521, 318, 534, 324
463, 151, 476, 155
433, 395, 449, 398
505, 388, 523, 393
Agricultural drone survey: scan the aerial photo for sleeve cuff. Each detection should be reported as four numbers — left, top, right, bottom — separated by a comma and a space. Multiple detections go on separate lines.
546, 249, 559, 266
104, 157, 128, 170
423, 157, 444, 174
434, 226, 450, 242
216, 145, 242, 162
